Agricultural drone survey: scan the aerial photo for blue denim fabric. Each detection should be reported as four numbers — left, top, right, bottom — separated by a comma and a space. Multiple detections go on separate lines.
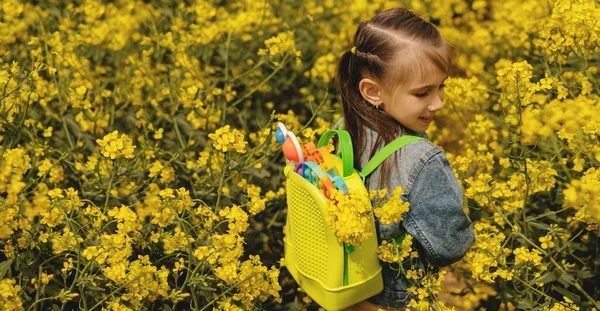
355, 125, 475, 309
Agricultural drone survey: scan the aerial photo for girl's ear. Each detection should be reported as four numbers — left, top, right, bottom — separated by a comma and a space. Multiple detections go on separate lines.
359, 78, 383, 107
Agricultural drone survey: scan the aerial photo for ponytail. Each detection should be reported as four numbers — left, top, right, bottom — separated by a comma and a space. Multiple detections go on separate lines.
335, 48, 400, 188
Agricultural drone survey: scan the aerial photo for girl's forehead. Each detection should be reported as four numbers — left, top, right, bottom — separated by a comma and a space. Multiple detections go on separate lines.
387, 46, 449, 89
391, 60, 447, 91
408, 66, 447, 88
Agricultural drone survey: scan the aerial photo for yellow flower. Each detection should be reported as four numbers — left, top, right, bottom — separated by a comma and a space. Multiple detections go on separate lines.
0, 279, 23, 311
153, 127, 164, 140
377, 234, 413, 264
539, 234, 555, 249
513, 247, 544, 268
219, 205, 249, 235
208, 125, 248, 154
373, 186, 410, 225
47, 188, 64, 199
96, 130, 136, 160
246, 184, 267, 215
465, 173, 493, 205
325, 189, 373, 246
2, 148, 31, 176
42, 126, 53, 137
257, 31, 301, 65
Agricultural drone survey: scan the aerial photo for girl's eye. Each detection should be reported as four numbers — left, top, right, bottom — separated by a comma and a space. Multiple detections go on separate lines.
415, 84, 444, 98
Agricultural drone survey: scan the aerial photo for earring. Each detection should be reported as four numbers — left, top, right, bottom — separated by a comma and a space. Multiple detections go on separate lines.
375, 102, 382, 109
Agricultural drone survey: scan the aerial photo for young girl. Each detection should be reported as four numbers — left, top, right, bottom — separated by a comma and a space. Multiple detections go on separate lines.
335, 8, 475, 310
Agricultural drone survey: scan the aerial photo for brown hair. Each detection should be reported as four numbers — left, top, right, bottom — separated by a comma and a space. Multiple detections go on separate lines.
335, 7, 451, 188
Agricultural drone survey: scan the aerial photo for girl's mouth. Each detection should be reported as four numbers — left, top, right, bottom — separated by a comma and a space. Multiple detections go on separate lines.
419, 116, 433, 123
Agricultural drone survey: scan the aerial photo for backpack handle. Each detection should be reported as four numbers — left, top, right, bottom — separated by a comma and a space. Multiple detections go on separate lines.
359, 135, 425, 180
317, 130, 354, 178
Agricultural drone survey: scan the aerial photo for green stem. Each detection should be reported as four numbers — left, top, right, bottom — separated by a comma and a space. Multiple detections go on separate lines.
17, 77, 33, 126
556, 227, 586, 254
548, 255, 600, 309
87, 272, 148, 310
221, 31, 232, 123
173, 117, 186, 150
513, 232, 599, 308
198, 272, 259, 311
103, 165, 116, 212
512, 275, 556, 305
214, 154, 229, 210
27, 296, 57, 311
227, 53, 291, 110
62, 117, 75, 151
33, 265, 42, 311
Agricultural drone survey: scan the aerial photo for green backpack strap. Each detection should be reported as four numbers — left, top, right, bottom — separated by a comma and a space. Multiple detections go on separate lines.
359, 135, 425, 180
317, 129, 354, 178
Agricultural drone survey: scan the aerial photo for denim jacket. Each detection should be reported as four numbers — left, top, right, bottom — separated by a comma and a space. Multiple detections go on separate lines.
356, 124, 475, 309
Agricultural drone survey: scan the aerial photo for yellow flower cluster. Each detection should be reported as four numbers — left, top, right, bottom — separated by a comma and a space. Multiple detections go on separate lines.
309, 53, 337, 84
496, 60, 536, 107
539, 234, 555, 250
377, 234, 414, 264
373, 186, 410, 225
219, 205, 249, 235
213, 255, 282, 306
563, 167, 600, 224
246, 184, 267, 215
102, 255, 170, 307
513, 247, 545, 270
325, 189, 373, 246
208, 125, 248, 154
36, 158, 65, 184
258, 31, 302, 66
0, 279, 23, 311
0, 148, 31, 205
40, 188, 84, 228
541, 297, 581, 311
463, 223, 511, 283
465, 173, 493, 206
537, 0, 600, 64
96, 130, 136, 160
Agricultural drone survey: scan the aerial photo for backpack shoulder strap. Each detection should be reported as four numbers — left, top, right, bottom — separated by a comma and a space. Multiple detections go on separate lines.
359, 135, 425, 180
317, 129, 354, 177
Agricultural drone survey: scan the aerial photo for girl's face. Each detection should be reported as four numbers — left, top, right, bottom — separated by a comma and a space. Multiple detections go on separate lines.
380, 65, 447, 133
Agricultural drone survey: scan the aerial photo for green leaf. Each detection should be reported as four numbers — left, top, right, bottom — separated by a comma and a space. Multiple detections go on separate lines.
0, 259, 14, 279
553, 286, 581, 304
517, 300, 533, 309
557, 272, 575, 286
531, 272, 556, 285
52, 304, 61, 311
528, 221, 550, 230
85, 284, 106, 292
576, 269, 594, 279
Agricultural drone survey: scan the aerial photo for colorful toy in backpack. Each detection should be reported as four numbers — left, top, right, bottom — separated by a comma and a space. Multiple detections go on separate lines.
276, 123, 304, 167
277, 121, 425, 310
276, 123, 348, 196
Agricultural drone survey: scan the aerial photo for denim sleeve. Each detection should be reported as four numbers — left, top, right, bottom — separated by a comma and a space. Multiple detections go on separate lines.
404, 151, 475, 267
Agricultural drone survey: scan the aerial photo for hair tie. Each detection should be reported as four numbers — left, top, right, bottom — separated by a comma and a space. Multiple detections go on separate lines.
350, 46, 357, 54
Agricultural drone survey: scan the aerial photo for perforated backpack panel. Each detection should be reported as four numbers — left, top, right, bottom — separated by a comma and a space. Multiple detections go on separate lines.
286, 175, 329, 282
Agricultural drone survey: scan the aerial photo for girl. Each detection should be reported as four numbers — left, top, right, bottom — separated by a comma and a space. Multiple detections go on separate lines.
335, 8, 475, 310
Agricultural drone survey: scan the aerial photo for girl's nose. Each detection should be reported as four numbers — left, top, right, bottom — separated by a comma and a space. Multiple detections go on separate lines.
428, 95, 444, 112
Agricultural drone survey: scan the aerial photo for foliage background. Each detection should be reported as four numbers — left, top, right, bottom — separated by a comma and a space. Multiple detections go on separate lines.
0, 0, 599, 310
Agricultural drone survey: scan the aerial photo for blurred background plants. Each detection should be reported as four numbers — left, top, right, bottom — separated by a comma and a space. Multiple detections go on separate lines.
0, 0, 599, 310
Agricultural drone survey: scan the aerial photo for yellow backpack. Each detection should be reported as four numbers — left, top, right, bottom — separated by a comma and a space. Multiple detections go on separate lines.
279, 125, 424, 310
